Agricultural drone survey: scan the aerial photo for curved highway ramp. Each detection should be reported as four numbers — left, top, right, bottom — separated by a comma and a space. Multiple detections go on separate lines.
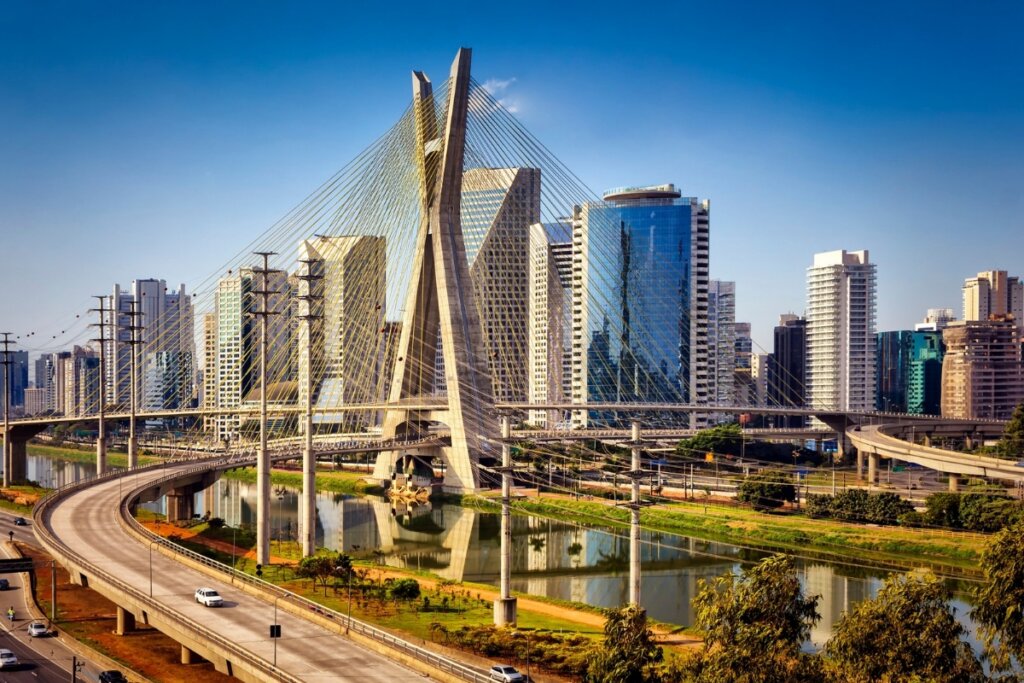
34, 457, 490, 683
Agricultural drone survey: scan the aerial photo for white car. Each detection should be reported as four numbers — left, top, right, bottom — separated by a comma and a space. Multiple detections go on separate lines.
0, 648, 17, 668
489, 665, 524, 682
194, 587, 224, 607
27, 621, 48, 637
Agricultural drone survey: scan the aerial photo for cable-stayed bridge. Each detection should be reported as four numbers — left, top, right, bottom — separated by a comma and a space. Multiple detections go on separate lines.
2, 48, 1012, 681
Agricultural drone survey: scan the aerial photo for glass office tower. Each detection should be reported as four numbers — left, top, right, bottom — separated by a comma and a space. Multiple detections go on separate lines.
571, 184, 709, 427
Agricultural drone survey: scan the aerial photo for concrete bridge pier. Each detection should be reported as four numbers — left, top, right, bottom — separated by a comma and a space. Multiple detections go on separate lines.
8, 439, 26, 483
856, 449, 864, 481
116, 606, 136, 635
948, 475, 960, 492
181, 645, 200, 665
866, 452, 879, 486
166, 487, 197, 522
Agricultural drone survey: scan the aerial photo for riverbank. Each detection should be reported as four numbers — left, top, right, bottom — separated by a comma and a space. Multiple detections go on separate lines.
27, 442, 160, 469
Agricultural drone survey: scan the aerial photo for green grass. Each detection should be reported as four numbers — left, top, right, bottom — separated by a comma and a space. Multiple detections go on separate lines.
221, 466, 385, 495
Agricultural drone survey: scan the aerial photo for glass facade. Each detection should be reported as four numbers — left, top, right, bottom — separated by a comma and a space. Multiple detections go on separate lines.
876, 330, 944, 415
573, 189, 706, 426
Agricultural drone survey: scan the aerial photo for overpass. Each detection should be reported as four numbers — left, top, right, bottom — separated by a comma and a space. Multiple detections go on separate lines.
847, 421, 1020, 489
33, 453, 490, 683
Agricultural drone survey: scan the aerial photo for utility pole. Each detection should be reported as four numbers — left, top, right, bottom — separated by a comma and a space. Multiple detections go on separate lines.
295, 257, 322, 558
125, 300, 144, 469
89, 297, 109, 475
0, 333, 13, 487
250, 252, 281, 566
623, 420, 651, 607
493, 414, 518, 626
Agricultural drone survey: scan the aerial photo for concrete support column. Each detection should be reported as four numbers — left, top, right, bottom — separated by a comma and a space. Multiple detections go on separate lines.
629, 420, 642, 608
116, 606, 136, 635
948, 475, 960, 493
2, 432, 9, 488
964, 435, 974, 451
127, 436, 138, 470
494, 415, 517, 627
867, 453, 879, 486
922, 434, 932, 448
180, 645, 197, 665
166, 490, 195, 522
8, 439, 26, 483
856, 449, 864, 480
96, 433, 107, 477
301, 411, 315, 558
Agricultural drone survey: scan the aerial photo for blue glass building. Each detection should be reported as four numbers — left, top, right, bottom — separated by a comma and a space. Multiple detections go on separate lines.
571, 184, 709, 426
876, 330, 944, 414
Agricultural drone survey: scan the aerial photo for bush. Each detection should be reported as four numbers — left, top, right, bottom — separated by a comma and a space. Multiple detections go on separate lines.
924, 492, 961, 529
961, 494, 1020, 532
898, 510, 925, 527
865, 492, 914, 525
207, 517, 226, 529
805, 494, 835, 519
830, 489, 871, 522
389, 578, 421, 601
737, 470, 797, 511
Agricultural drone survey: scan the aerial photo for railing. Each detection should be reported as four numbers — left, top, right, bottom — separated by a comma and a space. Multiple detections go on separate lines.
35, 452, 491, 683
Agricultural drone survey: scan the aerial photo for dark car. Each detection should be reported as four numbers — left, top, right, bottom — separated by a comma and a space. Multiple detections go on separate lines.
13, 518, 26, 527
0, 580, 9, 591
99, 671, 128, 683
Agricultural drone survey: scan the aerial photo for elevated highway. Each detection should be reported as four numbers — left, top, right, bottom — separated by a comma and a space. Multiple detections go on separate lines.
847, 422, 1022, 488
33, 455, 489, 683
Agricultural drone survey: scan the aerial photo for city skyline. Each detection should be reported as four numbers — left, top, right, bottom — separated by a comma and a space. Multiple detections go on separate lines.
2, 2, 1023, 353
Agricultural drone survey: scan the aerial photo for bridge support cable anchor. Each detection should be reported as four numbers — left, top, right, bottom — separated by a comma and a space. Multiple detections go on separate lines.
296, 257, 323, 558
249, 251, 282, 567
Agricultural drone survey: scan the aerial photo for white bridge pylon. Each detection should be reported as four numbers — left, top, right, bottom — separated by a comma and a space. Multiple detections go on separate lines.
373, 48, 498, 493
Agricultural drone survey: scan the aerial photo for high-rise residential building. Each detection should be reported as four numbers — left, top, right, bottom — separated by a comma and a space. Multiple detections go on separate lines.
0, 350, 28, 409
768, 314, 807, 427
201, 312, 217, 412
749, 352, 769, 406
806, 250, 877, 414
963, 271, 1024, 323
527, 222, 573, 427
214, 272, 253, 441
54, 346, 97, 417
941, 317, 1024, 420
914, 308, 956, 332
570, 184, 709, 427
34, 353, 56, 412
52, 351, 71, 415
734, 322, 752, 369
298, 235, 386, 431
23, 387, 46, 416
708, 280, 736, 410
107, 280, 195, 411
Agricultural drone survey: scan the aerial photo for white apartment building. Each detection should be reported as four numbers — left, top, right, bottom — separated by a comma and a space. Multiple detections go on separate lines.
806, 249, 877, 413
708, 280, 736, 410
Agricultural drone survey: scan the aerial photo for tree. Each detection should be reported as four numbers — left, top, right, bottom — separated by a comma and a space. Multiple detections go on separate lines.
682, 555, 823, 683
584, 605, 663, 683
864, 492, 913, 525
296, 552, 353, 596
676, 424, 743, 458
923, 492, 962, 528
973, 519, 1024, 673
389, 578, 421, 602
737, 470, 797, 511
824, 573, 985, 683
999, 401, 1024, 458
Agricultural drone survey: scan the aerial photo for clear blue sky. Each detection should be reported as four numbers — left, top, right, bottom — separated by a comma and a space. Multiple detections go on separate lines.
1, 1, 1022, 352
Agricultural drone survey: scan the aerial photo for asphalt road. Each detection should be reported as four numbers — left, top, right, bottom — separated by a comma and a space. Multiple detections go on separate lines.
40, 467, 431, 682
0, 512, 110, 683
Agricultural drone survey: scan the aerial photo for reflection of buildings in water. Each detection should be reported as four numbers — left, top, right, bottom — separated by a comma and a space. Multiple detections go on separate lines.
802, 563, 872, 648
